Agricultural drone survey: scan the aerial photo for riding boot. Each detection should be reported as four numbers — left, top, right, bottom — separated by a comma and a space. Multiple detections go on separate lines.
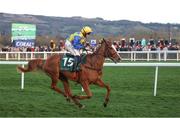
74, 56, 81, 71
72, 56, 78, 71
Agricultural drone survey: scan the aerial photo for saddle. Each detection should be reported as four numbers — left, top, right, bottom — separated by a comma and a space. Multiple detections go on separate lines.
60, 53, 86, 72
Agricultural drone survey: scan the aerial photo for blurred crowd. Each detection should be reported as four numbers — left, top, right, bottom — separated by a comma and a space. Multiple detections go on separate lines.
0, 39, 95, 52
0, 38, 179, 52
0, 40, 66, 52
112, 38, 179, 51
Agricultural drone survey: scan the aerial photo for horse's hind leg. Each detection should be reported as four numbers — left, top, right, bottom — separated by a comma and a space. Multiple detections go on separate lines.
60, 79, 72, 101
61, 78, 84, 108
43, 64, 66, 97
95, 79, 111, 107
51, 78, 66, 97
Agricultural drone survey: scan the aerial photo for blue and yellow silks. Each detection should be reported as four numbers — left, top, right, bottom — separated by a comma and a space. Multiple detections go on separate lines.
67, 32, 86, 49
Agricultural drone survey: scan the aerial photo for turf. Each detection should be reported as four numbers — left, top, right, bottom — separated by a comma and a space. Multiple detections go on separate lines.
0, 65, 180, 117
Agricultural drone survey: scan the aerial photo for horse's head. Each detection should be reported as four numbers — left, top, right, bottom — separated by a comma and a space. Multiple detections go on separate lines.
101, 38, 121, 63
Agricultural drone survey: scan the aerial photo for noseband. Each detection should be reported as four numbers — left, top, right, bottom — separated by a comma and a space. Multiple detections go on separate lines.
93, 40, 118, 61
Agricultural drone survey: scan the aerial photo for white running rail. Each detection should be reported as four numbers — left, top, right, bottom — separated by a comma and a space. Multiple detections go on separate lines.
0, 50, 180, 61
104, 63, 180, 96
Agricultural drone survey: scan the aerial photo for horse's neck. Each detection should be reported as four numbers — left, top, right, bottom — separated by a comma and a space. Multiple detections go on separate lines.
92, 54, 105, 67
86, 44, 106, 69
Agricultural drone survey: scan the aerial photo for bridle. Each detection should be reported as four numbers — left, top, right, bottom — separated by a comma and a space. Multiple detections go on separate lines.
103, 39, 119, 63
83, 39, 119, 71
89, 39, 119, 62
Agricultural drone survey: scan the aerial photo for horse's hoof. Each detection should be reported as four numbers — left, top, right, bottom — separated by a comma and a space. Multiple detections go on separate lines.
103, 103, 107, 107
66, 98, 71, 102
72, 95, 78, 99
79, 104, 85, 109
16, 67, 21, 73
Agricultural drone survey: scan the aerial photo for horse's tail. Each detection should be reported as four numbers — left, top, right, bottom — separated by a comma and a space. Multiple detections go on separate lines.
17, 59, 44, 73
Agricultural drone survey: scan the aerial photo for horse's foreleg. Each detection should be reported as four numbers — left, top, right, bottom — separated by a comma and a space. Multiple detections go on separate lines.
95, 79, 111, 107
74, 81, 93, 100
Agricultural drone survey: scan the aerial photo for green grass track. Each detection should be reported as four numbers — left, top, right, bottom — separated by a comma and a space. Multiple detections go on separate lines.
0, 65, 180, 117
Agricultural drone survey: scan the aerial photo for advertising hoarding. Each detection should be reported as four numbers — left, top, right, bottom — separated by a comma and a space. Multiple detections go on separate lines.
11, 23, 36, 47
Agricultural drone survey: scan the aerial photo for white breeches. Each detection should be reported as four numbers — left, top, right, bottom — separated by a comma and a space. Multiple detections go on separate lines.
65, 40, 80, 56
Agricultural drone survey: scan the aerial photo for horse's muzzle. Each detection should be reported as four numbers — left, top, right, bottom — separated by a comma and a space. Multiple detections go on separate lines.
116, 55, 122, 62
111, 56, 121, 63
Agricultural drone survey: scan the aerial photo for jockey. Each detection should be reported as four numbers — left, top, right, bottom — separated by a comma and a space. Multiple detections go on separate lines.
65, 26, 93, 70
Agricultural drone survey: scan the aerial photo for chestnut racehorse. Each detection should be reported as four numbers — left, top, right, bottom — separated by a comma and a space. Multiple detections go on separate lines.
17, 39, 121, 108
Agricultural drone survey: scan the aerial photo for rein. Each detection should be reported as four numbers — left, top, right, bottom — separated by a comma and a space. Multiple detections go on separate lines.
103, 39, 119, 63
83, 53, 104, 71
82, 41, 107, 71
83, 39, 117, 71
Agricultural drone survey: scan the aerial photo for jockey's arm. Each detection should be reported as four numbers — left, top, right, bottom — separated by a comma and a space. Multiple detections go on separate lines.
72, 36, 84, 50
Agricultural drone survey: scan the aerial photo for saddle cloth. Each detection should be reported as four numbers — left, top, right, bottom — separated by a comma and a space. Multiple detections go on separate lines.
60, 53, 86, 72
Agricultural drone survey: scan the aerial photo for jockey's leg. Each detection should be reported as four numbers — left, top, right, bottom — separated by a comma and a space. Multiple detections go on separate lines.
75, 56, 81, 70
73, 50, 81, 71
65, 40, 77, 56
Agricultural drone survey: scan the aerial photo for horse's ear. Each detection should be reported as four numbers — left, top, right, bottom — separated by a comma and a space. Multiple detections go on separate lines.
103, 38, 107, 43
103, 38, 108, 44
102, 38, 105, 42
99, 38, 105, 44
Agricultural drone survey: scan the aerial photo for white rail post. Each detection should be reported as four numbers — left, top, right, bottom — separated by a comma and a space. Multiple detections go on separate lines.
134, 52, 136, 61
25, 53, 28, 60
31, 52, 33, 59
131, 51, 133, 61
164, 51, 166, 61
6, 53, 9, 60
18, 52, 20, 60
147, 51, 150, 61
154, 66, 158, 96
158, 51, 161, 61
44, 52, 47, 60
177, 51, 179, 61
21, 64, 25, 89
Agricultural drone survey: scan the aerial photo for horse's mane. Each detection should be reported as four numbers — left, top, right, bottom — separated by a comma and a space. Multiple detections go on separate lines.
87, 39, 112, 57
86, 41, 105, 57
